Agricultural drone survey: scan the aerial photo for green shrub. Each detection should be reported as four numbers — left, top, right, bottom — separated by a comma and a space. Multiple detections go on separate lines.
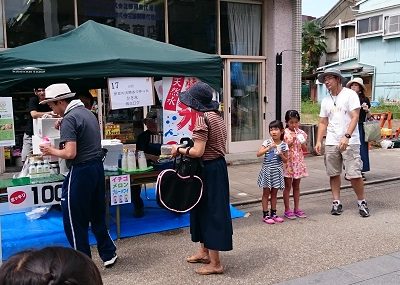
301, 100, 320, 124
370, 104, 400, 119
301, 100, 400, 123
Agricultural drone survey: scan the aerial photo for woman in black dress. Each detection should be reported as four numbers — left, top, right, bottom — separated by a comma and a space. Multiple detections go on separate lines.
171, 82, 232, 275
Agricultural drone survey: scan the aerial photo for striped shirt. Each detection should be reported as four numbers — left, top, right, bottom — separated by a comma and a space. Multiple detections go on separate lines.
192, 111, 226, 161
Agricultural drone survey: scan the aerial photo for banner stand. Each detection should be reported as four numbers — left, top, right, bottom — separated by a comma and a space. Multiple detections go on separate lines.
0, 147, 5, 174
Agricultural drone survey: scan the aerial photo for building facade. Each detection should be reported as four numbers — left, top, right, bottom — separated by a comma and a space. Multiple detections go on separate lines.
0, 0, 301, 154
317, 0, 400, 103
355, 0, 400, 102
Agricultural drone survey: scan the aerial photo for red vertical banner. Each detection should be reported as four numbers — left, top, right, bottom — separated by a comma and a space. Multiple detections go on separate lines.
162, 77, 200, 144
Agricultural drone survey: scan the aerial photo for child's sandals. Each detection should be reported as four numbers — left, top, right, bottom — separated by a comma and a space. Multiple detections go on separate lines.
262, 216, 275, 224
284, 210, 296, 220
294, 209, 307, 218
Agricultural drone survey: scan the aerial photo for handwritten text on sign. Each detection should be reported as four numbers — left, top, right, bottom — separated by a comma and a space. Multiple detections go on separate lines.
105, 124, 121, 136
110, 175, 131, 206
7, 182, 63, 210
107, 77, 154, 110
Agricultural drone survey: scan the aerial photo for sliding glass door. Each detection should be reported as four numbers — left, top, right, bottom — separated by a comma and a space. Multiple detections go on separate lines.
224, 59, 265, 152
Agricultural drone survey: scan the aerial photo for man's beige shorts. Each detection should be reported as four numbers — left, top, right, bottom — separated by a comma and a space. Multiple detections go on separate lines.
324, 145, 362, 178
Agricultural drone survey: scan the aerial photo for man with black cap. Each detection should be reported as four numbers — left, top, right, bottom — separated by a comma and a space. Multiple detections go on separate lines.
39, 83, 117, 267
314, 68, 370, 218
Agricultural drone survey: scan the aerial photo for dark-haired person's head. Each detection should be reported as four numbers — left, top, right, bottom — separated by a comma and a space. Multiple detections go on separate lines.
0, 246, 103, 285
284, 110, 300, 123
269, 120, 284, 140
34, 88, 46, 102
285, 110, 301, 129
76, 90, 94, 110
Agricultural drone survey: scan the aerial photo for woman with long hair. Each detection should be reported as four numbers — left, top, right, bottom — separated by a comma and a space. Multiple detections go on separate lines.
347, 77, 371, 180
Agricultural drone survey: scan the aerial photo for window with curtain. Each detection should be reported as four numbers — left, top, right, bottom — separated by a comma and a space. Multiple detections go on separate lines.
168, 0, 216, 54
220, 2, 261, 56
386, 15, 400, 34
357, 15, 383, 35
77, 0, 165, 42
5, 0, 75, 48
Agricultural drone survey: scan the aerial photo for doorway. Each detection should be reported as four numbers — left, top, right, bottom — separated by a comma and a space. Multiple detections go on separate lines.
224, 58, 266, 153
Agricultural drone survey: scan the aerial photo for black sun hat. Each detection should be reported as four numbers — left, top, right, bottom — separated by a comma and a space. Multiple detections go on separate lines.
178, 82, 219, 112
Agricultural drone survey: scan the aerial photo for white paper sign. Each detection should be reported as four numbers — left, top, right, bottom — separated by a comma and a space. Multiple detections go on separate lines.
109, 175, 131, 206
162, 77, 200, 144
107, 77, 154, 110
0, 97, 15, 147
7, 182, 62, 210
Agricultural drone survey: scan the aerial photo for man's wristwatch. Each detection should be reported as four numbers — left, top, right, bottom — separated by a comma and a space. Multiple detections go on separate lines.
344, 133, 351, 139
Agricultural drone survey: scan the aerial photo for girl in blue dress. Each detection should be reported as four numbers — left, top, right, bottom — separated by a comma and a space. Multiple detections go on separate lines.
257, 120, 288, 224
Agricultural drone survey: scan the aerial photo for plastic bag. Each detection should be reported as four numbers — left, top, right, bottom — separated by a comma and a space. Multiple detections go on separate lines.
25, 206, 51, 220
363, 120, 381, 142
380, 139, 394, 149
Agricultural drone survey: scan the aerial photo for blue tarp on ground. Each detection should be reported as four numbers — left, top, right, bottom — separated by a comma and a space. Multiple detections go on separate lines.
1, 188, 244, 260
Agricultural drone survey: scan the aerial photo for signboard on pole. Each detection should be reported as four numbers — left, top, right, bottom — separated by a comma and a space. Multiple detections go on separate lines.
107, 77, 154, 110
0, 97, 15, 147
109, 175, 131, 206
162, 77, 200, 145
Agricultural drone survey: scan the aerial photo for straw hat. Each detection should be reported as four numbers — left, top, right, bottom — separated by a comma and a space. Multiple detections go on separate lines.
40, 83, 76, 104
178, 82, 219, 112
346, 77, 366, 92
317, 68, 344, 83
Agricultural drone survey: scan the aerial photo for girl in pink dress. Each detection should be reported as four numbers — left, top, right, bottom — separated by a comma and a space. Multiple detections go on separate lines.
283, 110, 308, 219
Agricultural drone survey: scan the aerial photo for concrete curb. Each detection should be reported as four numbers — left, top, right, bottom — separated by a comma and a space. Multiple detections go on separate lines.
231, 176, 400, 207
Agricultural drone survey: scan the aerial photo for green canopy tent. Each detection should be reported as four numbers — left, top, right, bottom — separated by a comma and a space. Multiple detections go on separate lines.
0, 20, 222, 93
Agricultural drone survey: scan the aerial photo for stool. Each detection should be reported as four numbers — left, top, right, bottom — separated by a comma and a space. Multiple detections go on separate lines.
381, 128, 393, 139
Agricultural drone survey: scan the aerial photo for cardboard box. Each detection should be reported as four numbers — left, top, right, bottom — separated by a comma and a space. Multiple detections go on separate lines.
33, 118, 60, 138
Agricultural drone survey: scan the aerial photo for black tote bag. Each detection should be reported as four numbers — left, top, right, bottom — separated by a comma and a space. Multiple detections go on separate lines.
156, 150, 204, 213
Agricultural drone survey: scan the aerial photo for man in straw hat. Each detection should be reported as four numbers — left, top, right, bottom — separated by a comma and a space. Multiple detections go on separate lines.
315, 68, 370, 217
39, 83, 117, 267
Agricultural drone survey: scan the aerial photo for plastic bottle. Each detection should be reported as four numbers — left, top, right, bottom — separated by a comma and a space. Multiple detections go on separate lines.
127, 150, 137, 171
43, 159, 50, 175
29, 161, 37, 176
121, 149, 128, 171
30, 163, 38, 184
137, 151, 147, 169
36, 162, 43, 174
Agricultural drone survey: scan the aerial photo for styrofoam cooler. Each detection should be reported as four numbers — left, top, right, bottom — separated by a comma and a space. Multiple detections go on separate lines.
101, 139, 123, 171
33, 118, 60, 138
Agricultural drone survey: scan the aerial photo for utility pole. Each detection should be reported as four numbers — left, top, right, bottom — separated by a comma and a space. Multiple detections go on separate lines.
276, 52, 282, 121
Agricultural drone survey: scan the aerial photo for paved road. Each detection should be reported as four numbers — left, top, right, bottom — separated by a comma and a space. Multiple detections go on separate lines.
93, 179, 400, 285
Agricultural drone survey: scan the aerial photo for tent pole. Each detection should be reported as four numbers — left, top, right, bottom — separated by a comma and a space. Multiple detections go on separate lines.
97, 89, 104, 140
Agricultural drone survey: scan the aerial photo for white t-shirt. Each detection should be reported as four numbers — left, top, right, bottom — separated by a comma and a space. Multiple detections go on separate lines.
319, 87, 360, 145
